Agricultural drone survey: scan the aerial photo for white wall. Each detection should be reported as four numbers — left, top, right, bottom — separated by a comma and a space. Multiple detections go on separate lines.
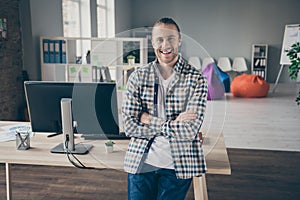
130, 0, 300, 83
115, 0, 132, 35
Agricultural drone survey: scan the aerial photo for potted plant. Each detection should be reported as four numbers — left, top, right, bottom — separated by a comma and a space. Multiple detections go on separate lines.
127, 55, 136, 65
285, 41, 300, 105
105, 141, 115, 153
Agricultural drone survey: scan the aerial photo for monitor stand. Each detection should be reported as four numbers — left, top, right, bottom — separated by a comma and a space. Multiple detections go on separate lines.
51, 98, 93, 155
51, 143, 93, 154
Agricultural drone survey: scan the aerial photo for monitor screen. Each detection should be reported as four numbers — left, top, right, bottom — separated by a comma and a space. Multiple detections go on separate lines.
24, 81, 119, 136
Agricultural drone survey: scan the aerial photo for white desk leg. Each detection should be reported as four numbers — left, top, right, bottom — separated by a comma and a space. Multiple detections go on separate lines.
193, 174, 208, 200
6, 163, 12, 200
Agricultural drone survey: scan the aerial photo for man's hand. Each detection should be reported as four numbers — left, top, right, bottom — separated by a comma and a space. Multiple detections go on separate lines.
176, 111, 197, 122
140, 112, 152, 125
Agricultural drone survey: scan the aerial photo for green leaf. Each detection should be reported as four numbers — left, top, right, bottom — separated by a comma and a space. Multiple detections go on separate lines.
285, 41, 300, 105
105, 141, 115, 146
296, 91, 300, 105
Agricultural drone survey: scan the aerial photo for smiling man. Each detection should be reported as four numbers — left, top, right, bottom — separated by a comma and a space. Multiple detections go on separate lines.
122, 17, 208, 200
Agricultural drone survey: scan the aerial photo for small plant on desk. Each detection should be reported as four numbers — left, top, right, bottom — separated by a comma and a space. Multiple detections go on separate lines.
105, 141, 115, 153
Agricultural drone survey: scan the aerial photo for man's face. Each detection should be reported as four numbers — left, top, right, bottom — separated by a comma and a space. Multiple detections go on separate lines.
152, 23, 181, 66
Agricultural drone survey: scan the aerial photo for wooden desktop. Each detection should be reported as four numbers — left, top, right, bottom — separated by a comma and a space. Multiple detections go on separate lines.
0, 121, 230, 200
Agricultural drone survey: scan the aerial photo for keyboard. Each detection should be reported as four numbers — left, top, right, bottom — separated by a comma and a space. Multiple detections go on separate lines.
82, 132, 130, 140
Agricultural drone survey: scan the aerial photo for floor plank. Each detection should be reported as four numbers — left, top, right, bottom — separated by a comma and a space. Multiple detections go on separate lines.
206, 148, 300, 200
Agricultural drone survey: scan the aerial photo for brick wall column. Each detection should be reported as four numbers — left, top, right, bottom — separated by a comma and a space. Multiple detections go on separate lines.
0, 0, 25, 120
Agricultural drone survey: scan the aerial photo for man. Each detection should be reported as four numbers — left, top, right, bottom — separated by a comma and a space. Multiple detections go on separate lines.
122, 17, 208, 200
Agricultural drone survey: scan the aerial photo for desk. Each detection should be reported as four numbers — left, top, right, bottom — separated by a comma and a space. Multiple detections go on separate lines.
0, 121, 230, 200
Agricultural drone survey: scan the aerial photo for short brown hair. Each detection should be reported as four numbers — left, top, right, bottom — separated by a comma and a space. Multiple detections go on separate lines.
153, 17, 181, 36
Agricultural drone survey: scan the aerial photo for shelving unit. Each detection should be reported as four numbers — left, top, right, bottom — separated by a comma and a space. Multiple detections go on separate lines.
251, 44, 268, 80
132, 27, 156, 63
40, 36, 148, 82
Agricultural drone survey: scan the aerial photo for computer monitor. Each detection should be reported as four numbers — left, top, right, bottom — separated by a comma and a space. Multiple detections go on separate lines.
24, 81, 119, 137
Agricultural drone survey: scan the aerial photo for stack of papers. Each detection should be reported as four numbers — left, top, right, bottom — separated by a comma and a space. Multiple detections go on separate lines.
0, 124, 32, 143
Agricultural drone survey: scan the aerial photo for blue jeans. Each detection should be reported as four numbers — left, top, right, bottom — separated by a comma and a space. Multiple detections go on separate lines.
128, 166, 192, 200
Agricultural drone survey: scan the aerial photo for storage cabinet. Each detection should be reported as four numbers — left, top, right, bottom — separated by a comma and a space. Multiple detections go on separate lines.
132, 28, 156, 63
40, 36, 148, 82
251, 44, 268, 80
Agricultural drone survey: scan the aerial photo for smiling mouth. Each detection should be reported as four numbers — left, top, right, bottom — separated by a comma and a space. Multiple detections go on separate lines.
160, 49, 172, 55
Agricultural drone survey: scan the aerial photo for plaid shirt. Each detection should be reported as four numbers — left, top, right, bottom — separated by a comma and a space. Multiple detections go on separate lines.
122, 56, 208, 179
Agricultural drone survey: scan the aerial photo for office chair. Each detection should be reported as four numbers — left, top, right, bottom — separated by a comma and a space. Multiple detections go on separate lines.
217, 57, 232, 72
232, 57, 248, 72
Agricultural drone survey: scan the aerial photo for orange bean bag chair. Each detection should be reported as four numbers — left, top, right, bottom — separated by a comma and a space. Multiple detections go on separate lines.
231, 74, 270, 98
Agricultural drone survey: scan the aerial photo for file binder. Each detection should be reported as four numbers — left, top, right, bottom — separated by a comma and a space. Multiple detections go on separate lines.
49, 40, 55, 63
54, 40, 61, 63
60, 40, 67, 63
43, 39, 50, 63
92, 66, 101, 82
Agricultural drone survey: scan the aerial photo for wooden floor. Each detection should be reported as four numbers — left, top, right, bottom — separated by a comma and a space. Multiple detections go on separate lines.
206, 148, 300, 200
1, 148, 300, 200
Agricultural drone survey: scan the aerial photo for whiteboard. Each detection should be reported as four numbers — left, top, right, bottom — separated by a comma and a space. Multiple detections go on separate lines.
280, 24, 300, 65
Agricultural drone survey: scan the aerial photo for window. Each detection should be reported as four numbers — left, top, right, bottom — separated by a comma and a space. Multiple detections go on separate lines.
97, 0, 115, 37
62, 0, 91, 61
63, 0, 115, 38
63, 0, 83, 37
62, 0, 115, 61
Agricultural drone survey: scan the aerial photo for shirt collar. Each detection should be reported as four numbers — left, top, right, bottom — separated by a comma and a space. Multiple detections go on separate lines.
153, 55, 185, 74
